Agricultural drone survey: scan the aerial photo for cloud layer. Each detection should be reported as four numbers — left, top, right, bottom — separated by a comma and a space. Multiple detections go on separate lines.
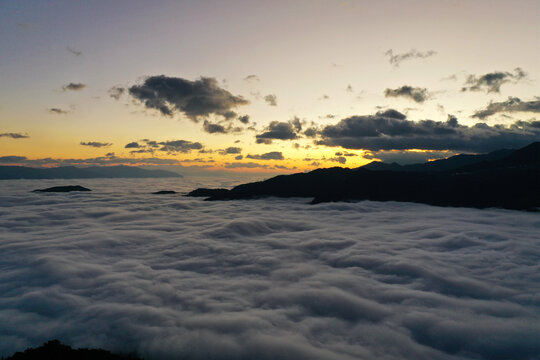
0, 178, 539, 360
317, 110, 540, 152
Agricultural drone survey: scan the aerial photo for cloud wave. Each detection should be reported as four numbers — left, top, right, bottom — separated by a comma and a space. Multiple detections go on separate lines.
0, 179, 539, 360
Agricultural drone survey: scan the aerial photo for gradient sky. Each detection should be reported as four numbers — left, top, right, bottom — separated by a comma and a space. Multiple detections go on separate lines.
1, 0, 539, 173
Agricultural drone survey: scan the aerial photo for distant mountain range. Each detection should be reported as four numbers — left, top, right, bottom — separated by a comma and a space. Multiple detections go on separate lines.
0, 165, 182, 179
188, 142, 540, 211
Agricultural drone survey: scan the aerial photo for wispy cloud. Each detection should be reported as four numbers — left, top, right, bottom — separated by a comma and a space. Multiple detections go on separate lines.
0, 133, 29, 139
62, 83, 86, 91
462, 68, 528, 93
384, 85, 431, 103
80, 141, 112, 148
385, 48, 437, 67
472, 97, 540, 119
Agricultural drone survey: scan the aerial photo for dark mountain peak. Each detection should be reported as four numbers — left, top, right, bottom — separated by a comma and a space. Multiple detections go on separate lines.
504, 141, 540, 165
362, 161, 403, 171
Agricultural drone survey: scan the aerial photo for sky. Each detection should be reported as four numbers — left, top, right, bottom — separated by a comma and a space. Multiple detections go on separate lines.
1, 0, 539, 173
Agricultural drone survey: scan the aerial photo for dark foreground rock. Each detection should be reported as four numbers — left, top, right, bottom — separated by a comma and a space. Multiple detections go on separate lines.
5, 339, 142, 360
189, 142, 540, 211
33, 185, 91, 193
152, 190, 177, 194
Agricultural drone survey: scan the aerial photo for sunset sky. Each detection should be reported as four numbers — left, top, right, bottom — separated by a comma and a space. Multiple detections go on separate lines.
1, 0, 539, 173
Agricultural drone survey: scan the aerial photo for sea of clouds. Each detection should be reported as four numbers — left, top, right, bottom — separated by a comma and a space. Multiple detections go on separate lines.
1, 177, 539, 360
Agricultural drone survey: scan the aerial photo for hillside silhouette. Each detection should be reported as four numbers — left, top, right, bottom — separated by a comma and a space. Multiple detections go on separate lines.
188, 142, 540, 211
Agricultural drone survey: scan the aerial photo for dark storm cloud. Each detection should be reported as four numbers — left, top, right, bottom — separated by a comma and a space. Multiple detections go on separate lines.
48, 108, 68, 114
108, 86, 125, 100
385, 49, 437, 67
462, 68, 528, 93
159, 140, 203, 153
246, 151, 284, 160
472, 97, 540, 119
62, 83, 86, 91
0, 133, 29, 139
80, 141, 112, 148
66, 46, 81, 56
128, 76, 249, 120
124, 142, 141, 149
317, 110, 540, 152
384, 86, 430, 103
256, 119, 302, 144
264, 94, 277, 106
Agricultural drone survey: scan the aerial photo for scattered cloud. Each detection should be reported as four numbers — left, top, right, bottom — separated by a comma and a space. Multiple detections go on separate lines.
124, 142, 140, 149
462, 68, 528, 93
66, 46, 81, 56
158, 140, 204, 153
48, 108, 69, 115
385, 48, 437, 67
203, 121, 228, 134
329, 156, 347, 164
220, 147, 242, 155
264, 94, 277, 106
108, 86, 125, 100
472, 97, 540, 119
243, 74, 260, 82
62, 83, 86, 91
256, 119, 303, 144
235, 155, 243, 160
246, 151, 284, 160
80, 141, 112, 148
127, 76, 249, 120
0, 133, 29, 139
384, 86, 431, 103
238, 115, 250, 124
317, 110, 540, 152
